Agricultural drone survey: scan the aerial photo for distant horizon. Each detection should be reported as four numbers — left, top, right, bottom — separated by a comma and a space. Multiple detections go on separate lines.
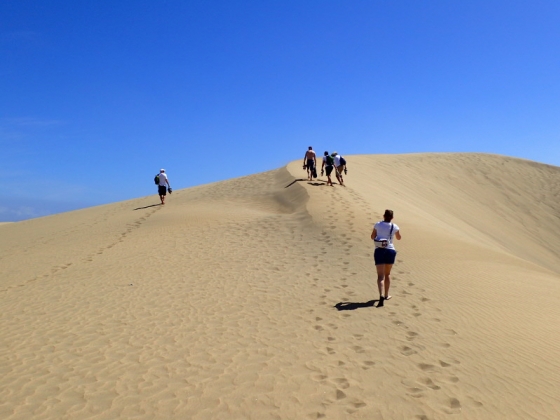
2, 1, 559, 221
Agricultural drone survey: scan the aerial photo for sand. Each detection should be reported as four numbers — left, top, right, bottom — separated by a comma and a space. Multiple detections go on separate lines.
1, 153, 559, 419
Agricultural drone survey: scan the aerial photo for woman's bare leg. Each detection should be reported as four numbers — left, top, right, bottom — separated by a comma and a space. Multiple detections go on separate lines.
376, 264, 385, 298
384, 264, 394, 298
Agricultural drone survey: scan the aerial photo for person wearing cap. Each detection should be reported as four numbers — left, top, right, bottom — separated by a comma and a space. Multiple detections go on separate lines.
332, 152, 345, 186
371, 209, 402, 306
157, 169, 171, 205
321, 151, 334, 186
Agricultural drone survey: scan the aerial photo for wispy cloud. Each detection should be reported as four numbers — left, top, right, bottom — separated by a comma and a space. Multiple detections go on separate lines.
1, 117, 66, 127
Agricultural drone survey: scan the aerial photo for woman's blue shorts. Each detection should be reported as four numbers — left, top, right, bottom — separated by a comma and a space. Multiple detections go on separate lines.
374, 248, 397, 265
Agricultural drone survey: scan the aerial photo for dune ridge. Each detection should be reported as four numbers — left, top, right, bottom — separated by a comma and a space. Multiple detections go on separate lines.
1, 153, 559, 419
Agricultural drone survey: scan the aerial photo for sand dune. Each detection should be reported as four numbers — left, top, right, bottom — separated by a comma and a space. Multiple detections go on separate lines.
1, 153, 559, 419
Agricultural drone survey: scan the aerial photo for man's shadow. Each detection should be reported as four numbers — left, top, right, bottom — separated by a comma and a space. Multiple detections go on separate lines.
133, 204, 161, 210
334, 300, 382, 310
285, 179, 330, 188
285, 179, 307, 188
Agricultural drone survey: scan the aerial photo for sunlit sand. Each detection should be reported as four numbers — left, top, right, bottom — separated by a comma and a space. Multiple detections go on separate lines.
1, 153, 559, 419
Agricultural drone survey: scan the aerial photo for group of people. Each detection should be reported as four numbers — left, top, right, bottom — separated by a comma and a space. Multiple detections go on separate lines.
305, 147, 402, 305
155, 162, 402, 307
303, 146, 347, 186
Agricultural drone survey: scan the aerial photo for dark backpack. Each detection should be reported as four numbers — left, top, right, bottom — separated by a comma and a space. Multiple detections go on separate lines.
154, 174, 160, 185
340, 156, 346, 166
326, 155, 334, 166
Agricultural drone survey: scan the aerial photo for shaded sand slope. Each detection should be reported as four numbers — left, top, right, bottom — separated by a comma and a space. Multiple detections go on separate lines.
1, 153, 559, 419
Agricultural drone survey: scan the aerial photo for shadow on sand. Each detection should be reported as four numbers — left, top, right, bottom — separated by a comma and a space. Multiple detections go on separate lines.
133, 204, 161, 210
334, 300, 381, 311
285, 179, 334, 188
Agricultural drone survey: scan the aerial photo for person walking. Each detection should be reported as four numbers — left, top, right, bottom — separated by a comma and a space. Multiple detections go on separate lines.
371, 209, 401, 306
332, 152, 346, 186
303, 146, 317, 181
157, 169, 171, 205
321, 151, 334, 186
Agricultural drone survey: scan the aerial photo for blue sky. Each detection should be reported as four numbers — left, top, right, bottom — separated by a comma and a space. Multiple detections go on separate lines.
1, 1, 559, 221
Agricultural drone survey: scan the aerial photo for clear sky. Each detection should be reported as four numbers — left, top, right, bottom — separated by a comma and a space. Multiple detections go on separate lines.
1, 1, 559, 221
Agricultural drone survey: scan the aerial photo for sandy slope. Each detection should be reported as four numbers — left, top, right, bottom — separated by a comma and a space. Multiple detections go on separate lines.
1, 153, 559, 420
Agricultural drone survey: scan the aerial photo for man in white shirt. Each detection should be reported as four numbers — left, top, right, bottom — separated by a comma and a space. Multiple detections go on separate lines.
157, 169, 171, 205
332, 152, 345, 186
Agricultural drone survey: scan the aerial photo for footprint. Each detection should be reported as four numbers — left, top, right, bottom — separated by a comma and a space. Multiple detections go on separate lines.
443, 398, 462, 414
399, 346, 416, 356
418, 363, 438, 373
419, 377, 441, 390
407, 387, 424, 396
406, 331, 419, 341
349, 400, 366, 409
333, 378, 350, 389
468, 397, 483, 407
449, 398, 461, 409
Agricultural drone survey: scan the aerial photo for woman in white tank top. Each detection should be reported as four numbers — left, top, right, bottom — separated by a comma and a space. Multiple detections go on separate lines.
371, 209, 402, 306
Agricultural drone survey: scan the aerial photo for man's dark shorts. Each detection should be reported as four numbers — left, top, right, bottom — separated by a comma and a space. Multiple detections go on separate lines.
374, 248, 397, 265
158, 186, 167, 196
306, 159, 315, 170
325, 165, 334, 176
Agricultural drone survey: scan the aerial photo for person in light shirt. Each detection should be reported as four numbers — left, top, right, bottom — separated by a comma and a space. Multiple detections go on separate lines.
157, 169, 171, 205
371, 209, 402, 306
331, 152, 345, 186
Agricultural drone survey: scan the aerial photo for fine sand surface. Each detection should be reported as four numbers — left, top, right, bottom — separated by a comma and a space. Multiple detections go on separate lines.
1, 153, 559, 419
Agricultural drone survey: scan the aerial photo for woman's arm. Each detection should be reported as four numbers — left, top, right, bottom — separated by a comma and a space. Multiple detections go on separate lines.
395, 231, 401, 240
371, 228, 377, 240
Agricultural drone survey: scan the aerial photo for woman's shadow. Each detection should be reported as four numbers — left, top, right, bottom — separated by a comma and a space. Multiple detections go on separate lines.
334, 299, 381, 310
